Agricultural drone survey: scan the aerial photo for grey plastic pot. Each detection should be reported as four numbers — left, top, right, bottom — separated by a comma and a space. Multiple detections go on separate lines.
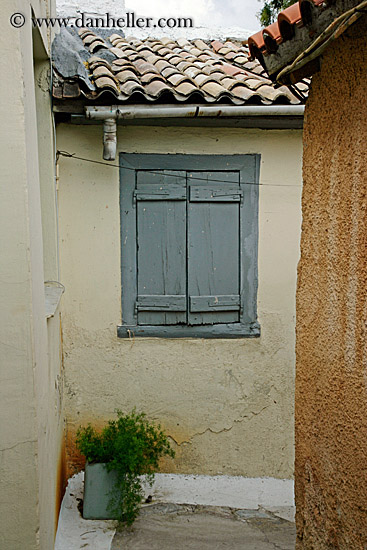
83, 462, 119, 520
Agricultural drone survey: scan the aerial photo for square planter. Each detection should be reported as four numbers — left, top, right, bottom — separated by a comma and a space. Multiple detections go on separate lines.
83, 462, 119, 519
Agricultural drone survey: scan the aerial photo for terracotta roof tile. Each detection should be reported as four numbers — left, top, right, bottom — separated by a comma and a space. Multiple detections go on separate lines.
201, 81, 227, 98
211, 40, 224, 52
183, 66, 202, 79
224, 51, 237, 61
248, 31, 267, 61
78, 29, 92, 38
160, 37, 175, 46
278, 3, 303, 39
224, 41, 240, 51
53, 84, 63, 99
93, 66, 116, 80
194, 39, 208, 50
193, 73, 215, 86
221, 77, 242, 91
111, 58, 136, 69
155, 59, 171, 71
244, 78, 267, 90
82, 34, 98, 46
109, 47, 125, 59
221, 64, 244, 77
175, 81, 198, 96
133, 60, 159, 75
202, 64, 224, 75
94, 76, 119, 94
119, 80, 145, 95
217, 47, 232, 56
115, 70, 140, 83
63, 81, 80, 98
166, 73, 191, 86
231, 86, 257, 101
176, 61, 193, 72
233, 55, 248, 64
145, 80, 172, 97
89, 41, 108, 54
88, 57, 111, 70
176, 38, 190, 47
251, 64, 267, 75
52, 30, 307, 105
141, 72, 165, 85
169, 55, 186, 66
247, 0, 361, 85
264, 21, 282, 41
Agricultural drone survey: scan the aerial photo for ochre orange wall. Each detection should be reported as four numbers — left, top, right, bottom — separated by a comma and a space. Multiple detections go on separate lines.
296, 17, 367, 550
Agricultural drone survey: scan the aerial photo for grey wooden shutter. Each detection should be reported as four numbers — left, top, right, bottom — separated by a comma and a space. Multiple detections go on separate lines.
187, 171, 241, 325
120, 153, 260, 338
135, 170, 187, 325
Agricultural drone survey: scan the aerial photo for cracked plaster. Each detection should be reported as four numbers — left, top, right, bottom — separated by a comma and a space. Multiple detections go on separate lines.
57, 124, 302, 481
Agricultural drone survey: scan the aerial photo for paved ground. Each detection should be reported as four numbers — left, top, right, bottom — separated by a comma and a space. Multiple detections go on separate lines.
111, 503, 296, 549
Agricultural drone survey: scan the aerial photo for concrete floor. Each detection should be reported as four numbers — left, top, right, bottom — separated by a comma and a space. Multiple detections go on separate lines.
55, 474, 295, 550
111, 503, 296, 550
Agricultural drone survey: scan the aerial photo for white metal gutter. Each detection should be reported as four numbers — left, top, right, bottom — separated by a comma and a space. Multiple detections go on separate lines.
85, 104, 305, 160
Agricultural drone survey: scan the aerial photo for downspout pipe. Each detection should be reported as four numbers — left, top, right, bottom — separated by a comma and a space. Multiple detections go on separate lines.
102, 118, 117, 161
85, 104, 305, 160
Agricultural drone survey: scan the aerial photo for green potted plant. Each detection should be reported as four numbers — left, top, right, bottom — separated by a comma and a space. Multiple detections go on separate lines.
75, 409, 175, 525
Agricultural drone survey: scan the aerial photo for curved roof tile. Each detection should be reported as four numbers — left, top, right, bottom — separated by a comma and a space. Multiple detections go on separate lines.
247, 0, 362, 86
278, 3, 303, 40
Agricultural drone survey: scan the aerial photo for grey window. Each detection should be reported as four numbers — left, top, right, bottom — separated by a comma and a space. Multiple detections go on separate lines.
118, 154, 260, 338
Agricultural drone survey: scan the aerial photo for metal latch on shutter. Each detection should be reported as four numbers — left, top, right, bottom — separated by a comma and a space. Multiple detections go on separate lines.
134, 184, 186, 203
189, 186, 243, 202
136, 295, 186, 312
189, 295, 240, 312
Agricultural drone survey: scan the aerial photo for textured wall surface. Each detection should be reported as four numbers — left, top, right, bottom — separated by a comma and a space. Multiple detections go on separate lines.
57, 124, 302, 481
295, 17, 367, 550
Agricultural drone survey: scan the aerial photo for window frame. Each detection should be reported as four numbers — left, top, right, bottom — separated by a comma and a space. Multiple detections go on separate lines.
117, 153, 260, 339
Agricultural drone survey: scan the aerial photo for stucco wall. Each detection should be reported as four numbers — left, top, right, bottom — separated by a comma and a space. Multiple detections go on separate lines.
295, 17, 367, 550
0, 1, 64, 549
57, 123, 302, 480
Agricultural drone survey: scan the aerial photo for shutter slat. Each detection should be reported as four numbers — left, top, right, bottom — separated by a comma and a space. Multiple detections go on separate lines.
190, 295, 240, 312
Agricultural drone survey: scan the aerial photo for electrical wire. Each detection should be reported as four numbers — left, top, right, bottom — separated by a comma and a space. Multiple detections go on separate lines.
57, 150, 302, 188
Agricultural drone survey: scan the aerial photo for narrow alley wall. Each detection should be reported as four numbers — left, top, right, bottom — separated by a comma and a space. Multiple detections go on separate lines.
0, 1, 64, 548
296, 17, 367, 550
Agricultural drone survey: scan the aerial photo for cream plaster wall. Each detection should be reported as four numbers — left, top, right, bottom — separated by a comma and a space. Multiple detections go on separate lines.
0, 1, 64, 549
57, 124, 302, 479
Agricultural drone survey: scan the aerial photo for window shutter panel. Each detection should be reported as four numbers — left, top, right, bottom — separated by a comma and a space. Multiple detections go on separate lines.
187, 171, 241, 325
136, 170, 187, 325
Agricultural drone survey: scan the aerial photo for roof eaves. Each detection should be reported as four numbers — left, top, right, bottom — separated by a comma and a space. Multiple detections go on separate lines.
248, 0, 365, 85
